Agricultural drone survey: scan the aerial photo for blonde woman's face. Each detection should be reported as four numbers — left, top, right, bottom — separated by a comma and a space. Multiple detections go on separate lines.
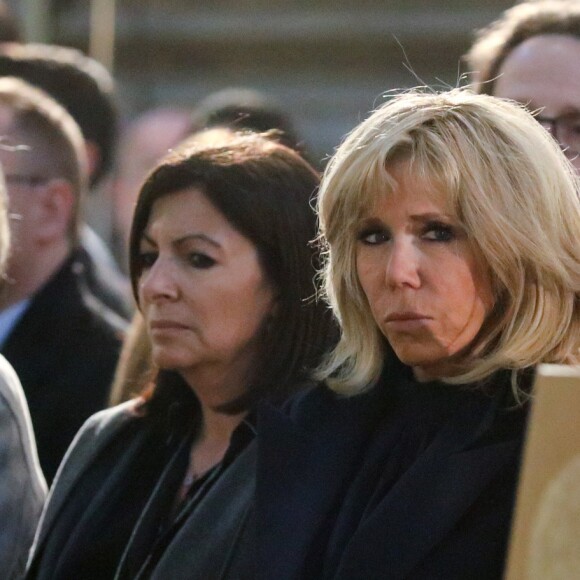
355, 160, 494, 381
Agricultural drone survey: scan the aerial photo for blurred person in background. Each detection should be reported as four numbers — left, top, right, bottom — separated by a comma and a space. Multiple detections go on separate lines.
189, 87, 303, 154
0, 77, 126, 483
111, 106, 193, 272
0, 41, 132, 316
26, 130, 334, 578
111, 87, 308, 276
0, 151, 46, 579
465, 0, 580, 173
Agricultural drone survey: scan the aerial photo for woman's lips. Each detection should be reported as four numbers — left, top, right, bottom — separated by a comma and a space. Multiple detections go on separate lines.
385, 312, 431, 329
149, 320, 190, 332
386, 312, 429, 322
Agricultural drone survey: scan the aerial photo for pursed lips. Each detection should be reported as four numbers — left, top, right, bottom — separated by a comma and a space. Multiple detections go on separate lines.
384, 312, 432, 331
149, 320, 191, 331
385, 312, 430, 322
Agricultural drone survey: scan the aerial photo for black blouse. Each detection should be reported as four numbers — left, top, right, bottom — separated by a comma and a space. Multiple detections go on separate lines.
316, 366, 528, 579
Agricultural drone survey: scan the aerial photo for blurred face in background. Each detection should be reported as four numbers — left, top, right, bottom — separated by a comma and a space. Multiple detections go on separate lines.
112, 109, 192, 267
0, 109, 49, 304
493, 34, 580, 173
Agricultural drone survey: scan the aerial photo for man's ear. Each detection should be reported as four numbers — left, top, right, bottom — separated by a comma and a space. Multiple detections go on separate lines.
35, 178, 76, 244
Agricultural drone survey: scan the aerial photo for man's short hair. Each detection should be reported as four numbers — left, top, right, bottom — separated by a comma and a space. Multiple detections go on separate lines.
465, 1, 580, 94
0, 43, 117, 187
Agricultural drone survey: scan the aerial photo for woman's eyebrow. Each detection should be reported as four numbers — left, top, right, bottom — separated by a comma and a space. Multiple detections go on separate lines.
173, 233, 222, 249
140, 232, 222, 249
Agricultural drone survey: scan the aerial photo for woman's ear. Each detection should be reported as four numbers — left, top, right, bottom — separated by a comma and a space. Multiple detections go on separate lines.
35, 178, 76, 244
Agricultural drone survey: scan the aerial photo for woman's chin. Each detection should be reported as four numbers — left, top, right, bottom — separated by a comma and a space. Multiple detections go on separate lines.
151, 348, 194, 372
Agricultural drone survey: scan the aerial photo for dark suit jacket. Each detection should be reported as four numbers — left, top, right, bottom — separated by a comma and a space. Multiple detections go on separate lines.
1, 249, 127, 482
255, 365, 528, 580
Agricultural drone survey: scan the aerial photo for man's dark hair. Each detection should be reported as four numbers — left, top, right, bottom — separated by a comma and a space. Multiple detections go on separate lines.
190, 87, 303, 154
0, 42, 118, 187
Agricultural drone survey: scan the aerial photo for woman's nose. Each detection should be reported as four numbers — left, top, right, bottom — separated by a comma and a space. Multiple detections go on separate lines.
139, 258, 179, 303
384, 239, 421, 289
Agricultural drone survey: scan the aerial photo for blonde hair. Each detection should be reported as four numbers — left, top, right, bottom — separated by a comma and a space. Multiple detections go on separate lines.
317, 88, 580, 395
108, 312, 153, 406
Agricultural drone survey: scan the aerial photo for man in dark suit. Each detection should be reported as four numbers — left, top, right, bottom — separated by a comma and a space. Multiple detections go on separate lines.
0, 77, 127, 482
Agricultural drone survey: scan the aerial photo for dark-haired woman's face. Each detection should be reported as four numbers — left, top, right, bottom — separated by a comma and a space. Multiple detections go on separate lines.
137, 187, 276, 397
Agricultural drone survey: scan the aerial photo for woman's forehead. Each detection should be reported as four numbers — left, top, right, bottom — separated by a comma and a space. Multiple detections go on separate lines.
356, 162, 455, 216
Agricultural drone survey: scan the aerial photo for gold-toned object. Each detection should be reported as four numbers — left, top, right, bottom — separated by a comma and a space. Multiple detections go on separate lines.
505, 364, 580, 580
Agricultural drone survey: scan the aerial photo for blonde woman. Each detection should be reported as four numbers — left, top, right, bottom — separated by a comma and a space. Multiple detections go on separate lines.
255, 89, 580, 579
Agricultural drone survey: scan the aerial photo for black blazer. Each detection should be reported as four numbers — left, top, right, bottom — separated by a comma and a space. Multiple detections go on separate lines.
255, 365, 528, 580
1, 249, 127, 482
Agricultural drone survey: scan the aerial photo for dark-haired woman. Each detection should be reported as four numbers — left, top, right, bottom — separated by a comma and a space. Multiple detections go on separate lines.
26, 129, 333, 579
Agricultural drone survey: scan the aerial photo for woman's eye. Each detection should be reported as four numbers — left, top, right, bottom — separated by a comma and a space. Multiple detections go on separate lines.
137, 251, 157, 269
187, 253, 216, 269
422, 222, 455, 242
358, 228, 389, 245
